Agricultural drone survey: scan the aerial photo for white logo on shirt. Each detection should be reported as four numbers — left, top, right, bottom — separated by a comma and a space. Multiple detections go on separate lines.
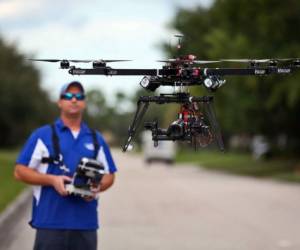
85, 143, 95, 151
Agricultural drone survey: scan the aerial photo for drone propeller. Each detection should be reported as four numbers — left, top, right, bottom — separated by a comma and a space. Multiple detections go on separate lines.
221, 58, 300, 62
157, 59, 220, 64
28, 58, 132, 69
194, 60, 221, 64
271, 58, 300, 62
28, 59, 62, 62
102, 59, 132, 62
221, 59, 271, 63
28, 59, 131, 63
221, 58, 300, 68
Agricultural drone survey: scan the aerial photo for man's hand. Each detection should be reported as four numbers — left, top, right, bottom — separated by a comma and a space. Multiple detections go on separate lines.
83, 184, 101, 202
14, 165, 72, 197
51, 175, 72, 196
83, 173, 115, 201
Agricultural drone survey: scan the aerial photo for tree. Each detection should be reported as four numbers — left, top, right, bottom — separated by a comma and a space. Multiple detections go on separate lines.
164, 0, 300, 153
0, 37, 56, 147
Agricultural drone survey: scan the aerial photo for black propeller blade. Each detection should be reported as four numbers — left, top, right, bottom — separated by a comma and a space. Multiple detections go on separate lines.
221, 58, 300, 63
28, 59, 62, 62
221, 59, 271, 63
272, 58, 300, 62
194, 60, 221, 64
28, 59, 131, 63
157, 59, 221, 64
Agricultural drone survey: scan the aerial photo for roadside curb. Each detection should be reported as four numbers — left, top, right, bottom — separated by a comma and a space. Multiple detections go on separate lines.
0, 188, 31, 226
0, 188, 31, 249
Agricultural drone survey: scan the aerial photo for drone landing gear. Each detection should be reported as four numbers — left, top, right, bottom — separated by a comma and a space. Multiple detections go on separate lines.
122, 100, 150, 152
122, 93, 225, 152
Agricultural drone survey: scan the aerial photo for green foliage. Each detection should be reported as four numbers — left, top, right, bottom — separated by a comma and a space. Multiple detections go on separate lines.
0, 150, 25, 213
84, 89, 139, 145
131, 88, 175, 126
165, 0, 300, 153
176, 149, 300, 182
0, 37, 56, 148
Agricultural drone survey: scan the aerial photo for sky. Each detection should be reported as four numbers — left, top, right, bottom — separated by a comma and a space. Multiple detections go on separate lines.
0, 0, 212, 104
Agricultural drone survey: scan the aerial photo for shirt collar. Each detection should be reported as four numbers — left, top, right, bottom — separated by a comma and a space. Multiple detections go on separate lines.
55, 118, 92, 134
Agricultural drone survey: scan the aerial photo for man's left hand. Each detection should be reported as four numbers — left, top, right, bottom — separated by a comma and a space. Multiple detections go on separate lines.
83, 184, 101, 202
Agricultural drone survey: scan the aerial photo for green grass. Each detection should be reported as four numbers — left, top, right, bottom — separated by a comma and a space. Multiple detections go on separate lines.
176, 150, 300, 182
0, 150, 26, 213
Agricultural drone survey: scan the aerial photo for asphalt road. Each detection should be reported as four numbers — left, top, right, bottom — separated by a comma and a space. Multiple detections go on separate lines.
4, 150, 300, 250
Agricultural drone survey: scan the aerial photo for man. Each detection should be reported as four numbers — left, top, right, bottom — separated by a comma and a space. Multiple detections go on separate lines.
14, 81, 117, 250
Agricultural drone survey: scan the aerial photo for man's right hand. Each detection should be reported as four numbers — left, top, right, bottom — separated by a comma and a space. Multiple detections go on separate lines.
51, 175, 72, 196
15, 165, 73, 196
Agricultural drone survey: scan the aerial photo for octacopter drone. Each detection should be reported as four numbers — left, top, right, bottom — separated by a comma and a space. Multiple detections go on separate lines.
29, 35, 300, 152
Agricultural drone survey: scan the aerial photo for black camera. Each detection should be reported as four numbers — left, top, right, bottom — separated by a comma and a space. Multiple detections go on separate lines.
167, 119, 185, 139
144, 115, 213, 148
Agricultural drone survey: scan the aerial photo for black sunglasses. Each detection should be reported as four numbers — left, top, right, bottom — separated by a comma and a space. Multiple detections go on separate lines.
61, 92, 85, 101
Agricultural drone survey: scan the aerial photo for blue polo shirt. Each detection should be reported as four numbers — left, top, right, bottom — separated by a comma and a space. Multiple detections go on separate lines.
16, 118, 117, 230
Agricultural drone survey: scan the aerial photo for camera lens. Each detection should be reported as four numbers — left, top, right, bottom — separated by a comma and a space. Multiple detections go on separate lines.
167, 120, 185, 139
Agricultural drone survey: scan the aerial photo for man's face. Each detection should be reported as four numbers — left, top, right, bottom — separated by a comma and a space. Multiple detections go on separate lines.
58, 85, 86, 117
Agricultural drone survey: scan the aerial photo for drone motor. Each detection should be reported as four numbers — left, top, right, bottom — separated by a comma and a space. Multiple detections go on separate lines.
93, 61, 107, 68
60, 60, 70, 69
